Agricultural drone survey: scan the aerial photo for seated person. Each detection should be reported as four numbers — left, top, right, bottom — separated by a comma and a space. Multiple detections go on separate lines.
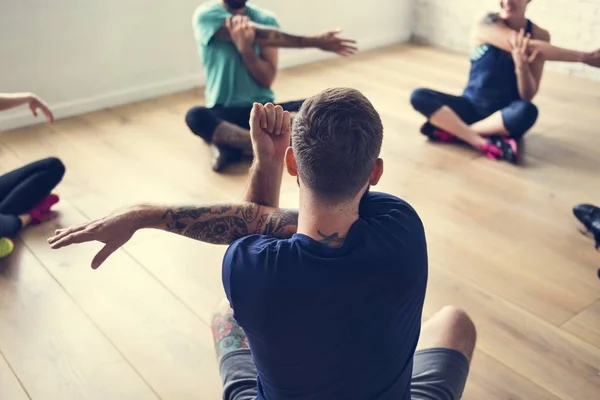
186, 0, 358, 171
49, 88, 476, 400
410, 0, 600, 163
0, 92, 65, 259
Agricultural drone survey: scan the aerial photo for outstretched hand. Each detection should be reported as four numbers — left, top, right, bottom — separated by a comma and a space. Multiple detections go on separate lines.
249, 102, 291, 162
313, 29, 358, 56
47, 208, 138, 269
509, 29, 539, 69
29, 94, 54, 122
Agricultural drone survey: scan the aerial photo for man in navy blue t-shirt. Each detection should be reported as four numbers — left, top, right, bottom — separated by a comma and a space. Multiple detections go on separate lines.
49, 88, 476, 400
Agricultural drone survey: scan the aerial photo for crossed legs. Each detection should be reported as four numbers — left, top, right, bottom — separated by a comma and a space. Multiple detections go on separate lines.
410, 88, 538, 162
211, 301, 476, 400
185, 100, 304, 172
0, 157, 65, 237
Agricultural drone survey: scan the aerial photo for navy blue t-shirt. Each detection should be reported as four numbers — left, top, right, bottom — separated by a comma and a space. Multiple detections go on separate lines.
222, 191, 428, 400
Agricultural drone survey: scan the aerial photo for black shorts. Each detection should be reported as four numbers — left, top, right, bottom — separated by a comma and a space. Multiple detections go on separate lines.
219, 348, 470, 400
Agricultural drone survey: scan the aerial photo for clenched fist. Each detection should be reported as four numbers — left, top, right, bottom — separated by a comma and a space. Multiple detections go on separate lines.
249, 102, 292, 162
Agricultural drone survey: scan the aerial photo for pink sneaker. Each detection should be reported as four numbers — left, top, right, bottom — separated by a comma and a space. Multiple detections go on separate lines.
420, 123, 457, 143
477, 141, 503, 161
29, 194, 60, 224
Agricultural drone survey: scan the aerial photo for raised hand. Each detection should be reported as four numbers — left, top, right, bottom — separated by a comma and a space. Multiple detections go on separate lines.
225, 15, 256, 53
583, 48, 600, 68
509, 29, 539, 70
249, 102, 291, 161
28, 94, 54, 122
47, 208, 139, 269
313, 29, 358, 56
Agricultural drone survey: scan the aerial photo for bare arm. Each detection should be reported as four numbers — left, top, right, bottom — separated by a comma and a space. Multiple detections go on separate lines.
0, 92, 54, 121
515, 64, 538, 101
512, 28, 550, 100
0, 92, 34, 111
47, 103, 298, 268
239, 45, 278, 88
215, 21, 314, 48
216, 16, 357, 55
473, 13, 586, 63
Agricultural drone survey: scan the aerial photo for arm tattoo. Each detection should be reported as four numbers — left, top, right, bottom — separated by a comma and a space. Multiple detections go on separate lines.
317, 230, 345, 246
185, 217, 248, 243
161, 204, 298, 243
254, 214, 269, 234
255, 28, 305, 47
235, 203, 260, 223
162, 206, 231, 234
264, 211, 299, 236
212, 311, 249, 363
483, 12, 500, 25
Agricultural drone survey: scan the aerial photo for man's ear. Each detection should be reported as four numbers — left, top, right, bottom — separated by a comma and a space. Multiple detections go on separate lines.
285, 147, 298, 176
369, 158, 384, 186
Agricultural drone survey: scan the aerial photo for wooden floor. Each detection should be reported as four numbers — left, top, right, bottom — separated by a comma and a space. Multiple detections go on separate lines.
1, 44, 599, 400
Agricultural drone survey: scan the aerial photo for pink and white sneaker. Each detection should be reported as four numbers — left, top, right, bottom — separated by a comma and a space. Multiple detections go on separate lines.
29, 194, 60, 224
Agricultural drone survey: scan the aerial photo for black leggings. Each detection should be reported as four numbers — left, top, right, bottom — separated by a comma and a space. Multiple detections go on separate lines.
0, 157, 65, 237
410, 88, 538, 140
185, 100, 305, 143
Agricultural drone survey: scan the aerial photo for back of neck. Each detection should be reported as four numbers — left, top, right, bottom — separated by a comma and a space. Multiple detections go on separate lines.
296, 198, 359, 247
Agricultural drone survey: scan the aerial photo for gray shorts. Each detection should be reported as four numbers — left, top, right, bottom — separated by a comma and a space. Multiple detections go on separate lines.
219, 347, 469, 400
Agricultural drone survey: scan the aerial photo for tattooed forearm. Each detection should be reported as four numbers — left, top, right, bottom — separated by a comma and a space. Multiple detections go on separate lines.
157, 203, 298, 243
254, 214, 269, 234
162, 205, 231, 221
255, 28, 308, 48
185, 217, 248, 243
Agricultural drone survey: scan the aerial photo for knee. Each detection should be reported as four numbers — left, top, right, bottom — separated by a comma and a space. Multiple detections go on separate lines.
410, 88, 439, 118
41, 157, 66, 182
438, 305, 477, 343
517, 101, 538, 127
185, 106, 216, 142
213, 299, 233, 320
410, 88, 431, 110
506, 101, 539, 139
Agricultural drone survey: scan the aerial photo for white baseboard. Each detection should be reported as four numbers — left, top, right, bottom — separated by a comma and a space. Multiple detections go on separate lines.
0, 74, 205, 131
0, 33, 408, 132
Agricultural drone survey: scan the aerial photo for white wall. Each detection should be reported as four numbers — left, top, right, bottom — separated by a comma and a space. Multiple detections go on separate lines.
0, 0, 413, 130
412, 0, 600, 82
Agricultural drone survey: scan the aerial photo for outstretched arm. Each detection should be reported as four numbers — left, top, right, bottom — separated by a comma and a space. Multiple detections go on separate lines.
473, 13, 599, 65
215, 16, 357, 55
0, 92, 54, 121
147, 203, 297, 242
47, 103, 299, 269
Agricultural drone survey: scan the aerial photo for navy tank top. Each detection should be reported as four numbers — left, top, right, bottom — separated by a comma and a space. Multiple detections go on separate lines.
462, 18, 534, 113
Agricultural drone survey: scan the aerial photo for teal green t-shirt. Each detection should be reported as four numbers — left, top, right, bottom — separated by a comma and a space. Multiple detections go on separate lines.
192, 1, 279, 108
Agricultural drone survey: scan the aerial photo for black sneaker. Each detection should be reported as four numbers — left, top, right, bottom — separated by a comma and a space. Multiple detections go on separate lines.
211, 144, 242, 173
573, 204, 600, 249
486, 136, 518, 164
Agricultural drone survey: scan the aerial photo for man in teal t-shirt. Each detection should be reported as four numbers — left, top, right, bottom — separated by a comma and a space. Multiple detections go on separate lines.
185, 0, 358, 172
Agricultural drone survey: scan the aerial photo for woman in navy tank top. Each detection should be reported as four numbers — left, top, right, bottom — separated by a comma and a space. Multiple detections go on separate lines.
410, 0, 600, 163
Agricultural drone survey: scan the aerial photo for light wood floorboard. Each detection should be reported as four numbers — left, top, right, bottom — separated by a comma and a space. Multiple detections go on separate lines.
1, 44, 599, 399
